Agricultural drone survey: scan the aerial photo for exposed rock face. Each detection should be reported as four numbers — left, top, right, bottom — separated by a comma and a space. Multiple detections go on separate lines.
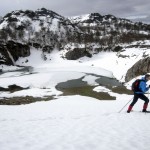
0, 41, 30, 65
125, 57, 150, 82
65, 48, 92, 60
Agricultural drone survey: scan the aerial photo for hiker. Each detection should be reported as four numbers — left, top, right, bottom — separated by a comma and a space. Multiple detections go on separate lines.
127, 74, 150, 113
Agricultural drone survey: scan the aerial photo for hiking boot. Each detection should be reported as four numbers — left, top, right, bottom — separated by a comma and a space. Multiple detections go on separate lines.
127, 105, 133, 113
142, 109, 150, 113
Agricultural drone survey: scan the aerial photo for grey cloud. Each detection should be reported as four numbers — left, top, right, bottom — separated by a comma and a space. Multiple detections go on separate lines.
0, 0, 150, 20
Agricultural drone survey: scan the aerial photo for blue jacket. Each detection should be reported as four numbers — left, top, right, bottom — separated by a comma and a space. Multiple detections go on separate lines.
135, 77, 149, 94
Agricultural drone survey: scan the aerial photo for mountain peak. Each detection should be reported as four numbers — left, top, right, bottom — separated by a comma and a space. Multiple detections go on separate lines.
35, 8, 63, 18
2, 8, 64, 21
90, 13, 102, 18
89, 13, 103, 22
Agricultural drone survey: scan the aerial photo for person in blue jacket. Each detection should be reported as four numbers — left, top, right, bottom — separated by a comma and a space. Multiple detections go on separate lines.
127, 74, 150, 113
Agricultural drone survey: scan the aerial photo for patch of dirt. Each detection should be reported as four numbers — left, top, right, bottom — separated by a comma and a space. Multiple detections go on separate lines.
57, 86, 116, 100
0, 84, 29, 93
110, 86, 133, 95
0, 96, 54, 105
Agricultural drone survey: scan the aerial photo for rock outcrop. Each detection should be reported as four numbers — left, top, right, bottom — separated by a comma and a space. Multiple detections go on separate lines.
65, 48, 92, 60
0, 41, 30, 65
125, 57, 150, 82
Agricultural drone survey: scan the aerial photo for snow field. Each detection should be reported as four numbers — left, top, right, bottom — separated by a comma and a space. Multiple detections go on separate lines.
1, 42, 150, 150
0, 95, 150, 150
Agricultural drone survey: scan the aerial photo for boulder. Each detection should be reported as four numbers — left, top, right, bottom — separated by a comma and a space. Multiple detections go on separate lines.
65, 48, 92, 60
125, 57, 150, 82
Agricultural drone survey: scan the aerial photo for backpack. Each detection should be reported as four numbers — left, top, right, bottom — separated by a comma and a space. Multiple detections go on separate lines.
131, 79, 144, 92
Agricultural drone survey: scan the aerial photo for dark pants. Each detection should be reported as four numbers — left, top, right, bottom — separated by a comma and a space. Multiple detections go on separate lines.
130, 93, 149, 106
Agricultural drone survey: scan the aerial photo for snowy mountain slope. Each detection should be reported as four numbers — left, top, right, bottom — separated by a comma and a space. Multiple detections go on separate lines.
69, 13, 132, 25
0, 8, 83, 65
0, 8, 80, 48
1, 95, 150, 150
69, 13, 150, 48
69, 12, 150, 37
0, 8, 150, 66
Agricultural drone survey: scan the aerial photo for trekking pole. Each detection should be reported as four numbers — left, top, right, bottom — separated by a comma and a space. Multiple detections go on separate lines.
148, 88, 150, 99
118, 98, 133, 113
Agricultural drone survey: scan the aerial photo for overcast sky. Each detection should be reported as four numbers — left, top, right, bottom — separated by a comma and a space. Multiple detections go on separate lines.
0, 0, 150, 19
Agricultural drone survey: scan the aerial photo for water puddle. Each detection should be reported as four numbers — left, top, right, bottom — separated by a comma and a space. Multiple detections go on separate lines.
56, 74, 122, 89
55, 74, 124, 100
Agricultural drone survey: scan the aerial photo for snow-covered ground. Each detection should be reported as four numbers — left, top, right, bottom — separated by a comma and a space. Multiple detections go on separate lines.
0, 43, 150, 150
1, 95, 150, 150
